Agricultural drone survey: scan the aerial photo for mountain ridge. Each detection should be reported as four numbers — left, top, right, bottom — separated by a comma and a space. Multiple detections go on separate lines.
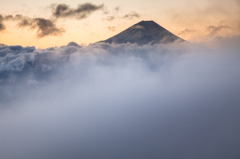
99, 20, 185, 45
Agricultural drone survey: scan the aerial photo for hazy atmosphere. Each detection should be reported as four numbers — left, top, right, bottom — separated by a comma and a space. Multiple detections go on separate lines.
0, 0, 239, 47
0, 0, 240, 159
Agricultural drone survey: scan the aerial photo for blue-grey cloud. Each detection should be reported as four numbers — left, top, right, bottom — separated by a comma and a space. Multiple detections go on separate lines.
0, 37, 240, 159
0, 44, 73, 83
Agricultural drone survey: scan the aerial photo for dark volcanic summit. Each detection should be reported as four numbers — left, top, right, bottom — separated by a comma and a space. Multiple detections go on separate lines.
100, 20, 185, 45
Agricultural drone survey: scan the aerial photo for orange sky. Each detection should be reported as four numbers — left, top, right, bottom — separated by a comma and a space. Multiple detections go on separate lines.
0, 0, 239, 48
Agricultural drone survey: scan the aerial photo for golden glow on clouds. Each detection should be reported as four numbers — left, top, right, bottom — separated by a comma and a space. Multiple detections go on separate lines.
0, 0, 239, 48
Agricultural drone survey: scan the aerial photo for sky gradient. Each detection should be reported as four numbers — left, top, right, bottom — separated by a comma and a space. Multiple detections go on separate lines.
1, 1, 240, 158
0, 0, 239, 48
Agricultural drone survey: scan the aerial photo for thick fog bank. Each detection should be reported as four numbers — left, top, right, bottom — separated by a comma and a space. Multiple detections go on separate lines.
0, 37, 240, 159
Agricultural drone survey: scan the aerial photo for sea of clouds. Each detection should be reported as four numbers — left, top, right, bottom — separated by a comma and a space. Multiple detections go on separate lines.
0, 37, 240, 159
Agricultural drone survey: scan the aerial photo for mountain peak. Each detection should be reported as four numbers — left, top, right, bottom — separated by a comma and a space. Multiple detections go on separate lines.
99, 20, 185, 45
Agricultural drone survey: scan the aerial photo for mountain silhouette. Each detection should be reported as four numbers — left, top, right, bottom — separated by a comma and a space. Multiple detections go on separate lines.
99, 20, 185, 45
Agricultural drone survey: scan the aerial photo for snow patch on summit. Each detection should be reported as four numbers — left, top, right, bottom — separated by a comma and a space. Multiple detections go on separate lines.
131, 25, 145, 30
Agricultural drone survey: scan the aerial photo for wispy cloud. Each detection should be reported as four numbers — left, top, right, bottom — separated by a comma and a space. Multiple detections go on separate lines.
104, 9, 140, 22
104, 7, 120, 21
179, 29, 197, 35
106, 26, 116, 32
123, 11, 140, 19
106, 16, 115, 21
206, 25, 232, 36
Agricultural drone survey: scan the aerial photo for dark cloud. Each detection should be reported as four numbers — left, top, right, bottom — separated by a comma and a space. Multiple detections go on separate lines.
0, 22, 5, 31
1, 3, 105, 37
123, 11, 140, 19
0, 15, 6, 31
17, 17, 32, 27
107, 26, 116, 32
4, 14, 24, 21
51, 3, 104, 19
0, 14, 64, 38
31, 18, 64, 38
0, 15, 4, 21
0, 3, 108, 36
0, 14, 27, 32
17, 18, 65, 38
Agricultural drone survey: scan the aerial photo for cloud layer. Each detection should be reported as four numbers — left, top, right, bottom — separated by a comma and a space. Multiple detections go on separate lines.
0, 37, 240, 159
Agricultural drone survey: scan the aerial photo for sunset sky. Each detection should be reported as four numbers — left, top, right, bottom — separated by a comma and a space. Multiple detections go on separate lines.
1, 1, 240, 159
0, 0, 239, 48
